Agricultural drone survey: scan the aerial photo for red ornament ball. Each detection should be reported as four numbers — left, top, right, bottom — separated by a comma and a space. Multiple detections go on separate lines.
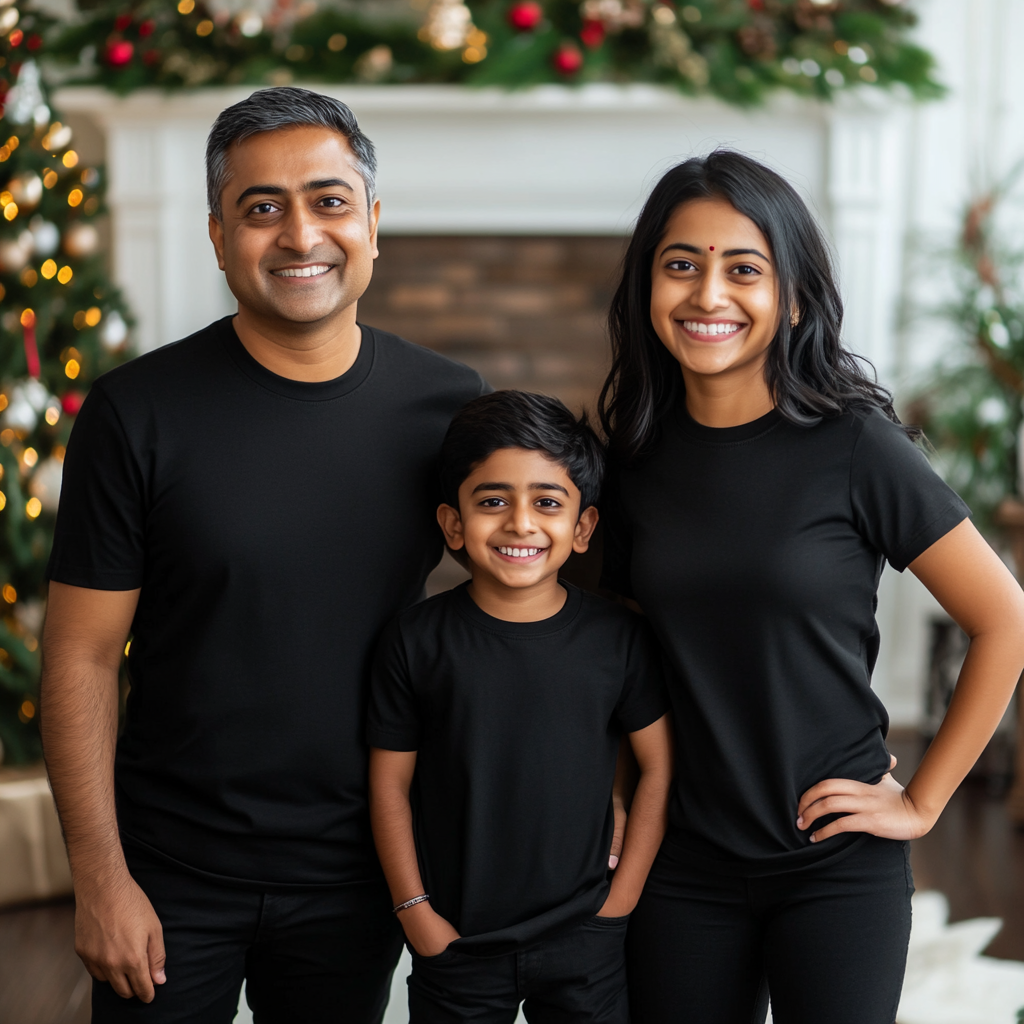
553, 42, 583, 74
106, 39, 135, 66
579, 19, 604, 48
8, 29, 23, 47
114, 14, 133, 31
26, 34, 42, 51
61, 392, 85, 417
507, 1, 543, 31
139, 19, 156, 37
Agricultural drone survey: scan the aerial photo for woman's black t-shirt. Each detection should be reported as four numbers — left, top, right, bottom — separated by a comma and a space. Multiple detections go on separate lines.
604, 403, 970, 875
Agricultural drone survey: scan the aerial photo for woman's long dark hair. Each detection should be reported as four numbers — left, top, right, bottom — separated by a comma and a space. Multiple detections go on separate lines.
599, 150, 906, 463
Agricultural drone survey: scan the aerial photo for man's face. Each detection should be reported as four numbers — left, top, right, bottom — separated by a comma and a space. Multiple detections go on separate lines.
209, 125, 380, 329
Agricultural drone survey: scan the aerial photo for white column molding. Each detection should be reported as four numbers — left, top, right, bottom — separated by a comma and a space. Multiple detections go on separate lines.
826, 91, 911, 382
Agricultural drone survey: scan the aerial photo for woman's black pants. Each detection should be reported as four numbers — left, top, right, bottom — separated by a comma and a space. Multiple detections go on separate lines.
626, 834, 913, 1024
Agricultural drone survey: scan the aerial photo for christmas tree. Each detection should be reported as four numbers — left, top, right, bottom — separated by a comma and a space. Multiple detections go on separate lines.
0, 3, 133, 764
911, 169, 1024, 530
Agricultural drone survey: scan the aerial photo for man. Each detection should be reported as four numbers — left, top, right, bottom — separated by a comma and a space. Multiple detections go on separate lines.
40, 87, 487, 1023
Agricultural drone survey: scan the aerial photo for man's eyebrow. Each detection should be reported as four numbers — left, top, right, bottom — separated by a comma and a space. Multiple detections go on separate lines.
305, 178, 355, 192
470, 481, 570, 496
235, 184, 285, 205
234, 178, 356, 206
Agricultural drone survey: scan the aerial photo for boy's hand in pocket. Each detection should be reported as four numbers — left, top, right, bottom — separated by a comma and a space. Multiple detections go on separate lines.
399, 900, 461, 957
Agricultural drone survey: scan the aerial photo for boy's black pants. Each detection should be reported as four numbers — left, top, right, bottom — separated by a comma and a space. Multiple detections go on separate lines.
91, 839, 404, 1024
626, 834, 914, 1024
408, 914, 630, 1024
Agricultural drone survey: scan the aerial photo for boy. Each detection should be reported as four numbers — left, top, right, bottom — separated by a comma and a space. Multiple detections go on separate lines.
368, 390, 673, 1023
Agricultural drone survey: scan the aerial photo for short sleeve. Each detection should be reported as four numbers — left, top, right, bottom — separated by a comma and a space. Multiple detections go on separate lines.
850, 410, 971, 573
615, 617, 670, 734
599, 468, 635, 600
366, 619, 421, 751
46, 386, 146, 590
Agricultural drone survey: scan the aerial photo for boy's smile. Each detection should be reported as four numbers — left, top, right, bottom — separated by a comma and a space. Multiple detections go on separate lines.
437, 448, 598, 622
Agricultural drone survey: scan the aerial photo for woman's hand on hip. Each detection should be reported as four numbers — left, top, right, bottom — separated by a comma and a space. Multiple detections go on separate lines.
796, 762, 937, 843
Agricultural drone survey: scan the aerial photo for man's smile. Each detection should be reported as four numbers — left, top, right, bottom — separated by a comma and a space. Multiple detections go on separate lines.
271, 264, 334, 278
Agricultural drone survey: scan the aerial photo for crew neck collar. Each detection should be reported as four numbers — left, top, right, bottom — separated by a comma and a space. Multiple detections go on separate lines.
219, 316, 374, 402
674, 400, 782, 445
451, 579, 583, 637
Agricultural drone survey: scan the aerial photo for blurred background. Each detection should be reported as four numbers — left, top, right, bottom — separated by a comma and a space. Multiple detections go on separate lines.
4, 0, 1024, 1021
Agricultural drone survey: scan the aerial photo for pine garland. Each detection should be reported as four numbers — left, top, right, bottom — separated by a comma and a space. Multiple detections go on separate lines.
46, 0, 943, 106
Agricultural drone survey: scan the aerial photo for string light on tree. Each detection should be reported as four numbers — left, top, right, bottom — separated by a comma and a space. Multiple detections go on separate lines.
0, 6, 133, 763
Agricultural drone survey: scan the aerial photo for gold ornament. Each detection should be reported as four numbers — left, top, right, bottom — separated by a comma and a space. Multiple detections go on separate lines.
8, 172, 42, 211
0, 237, 31, 274
63, 222, 100, 259
353, 45, 394, 81
420, 0, 473, 50
579, 0, 644, 33
649, 17, 708, 86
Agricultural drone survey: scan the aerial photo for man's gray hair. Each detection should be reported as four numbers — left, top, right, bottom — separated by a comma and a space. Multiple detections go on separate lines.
206, 86, 377, 219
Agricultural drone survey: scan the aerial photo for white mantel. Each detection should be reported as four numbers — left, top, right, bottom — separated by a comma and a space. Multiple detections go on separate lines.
54, 83, 908, 380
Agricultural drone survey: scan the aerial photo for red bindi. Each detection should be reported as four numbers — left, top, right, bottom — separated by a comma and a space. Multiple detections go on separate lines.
709, 246, 715, 251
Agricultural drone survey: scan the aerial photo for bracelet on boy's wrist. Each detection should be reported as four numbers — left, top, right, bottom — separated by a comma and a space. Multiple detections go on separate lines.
393, 894, 430, 914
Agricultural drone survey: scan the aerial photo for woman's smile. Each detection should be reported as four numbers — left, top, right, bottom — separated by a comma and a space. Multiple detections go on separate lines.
679, 318, 747, 341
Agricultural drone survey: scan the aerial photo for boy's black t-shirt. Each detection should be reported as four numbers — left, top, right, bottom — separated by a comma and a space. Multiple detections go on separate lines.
604, 404, 970, 876
46, 316, 487, 887
367, 582, 668, 955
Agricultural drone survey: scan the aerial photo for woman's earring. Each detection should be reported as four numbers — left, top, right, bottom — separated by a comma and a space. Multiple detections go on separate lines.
789, 309, 801, 328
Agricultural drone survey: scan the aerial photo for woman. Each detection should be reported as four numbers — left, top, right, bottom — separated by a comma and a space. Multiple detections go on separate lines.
599, 150, 1024, 1024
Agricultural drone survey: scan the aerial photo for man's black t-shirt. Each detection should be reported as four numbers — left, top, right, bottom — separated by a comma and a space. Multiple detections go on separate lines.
367, 582, 668, 955
46, 316, 486, 887
604, 403, 970, 875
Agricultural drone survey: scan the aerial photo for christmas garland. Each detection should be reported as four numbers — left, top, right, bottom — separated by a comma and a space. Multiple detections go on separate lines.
44, 0, 942, 107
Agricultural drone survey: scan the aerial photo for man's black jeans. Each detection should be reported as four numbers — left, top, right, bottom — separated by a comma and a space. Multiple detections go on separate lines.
91, 839, 403, 1024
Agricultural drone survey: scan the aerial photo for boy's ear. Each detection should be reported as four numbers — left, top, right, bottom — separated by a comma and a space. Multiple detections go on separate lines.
572, 506, 600, 554
437, 504, 466, 550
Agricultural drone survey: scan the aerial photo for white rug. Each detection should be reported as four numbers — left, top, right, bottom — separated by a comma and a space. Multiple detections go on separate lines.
235, 893, 1024, 1024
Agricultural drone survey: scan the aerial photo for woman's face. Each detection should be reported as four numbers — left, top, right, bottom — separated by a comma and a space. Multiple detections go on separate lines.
650, 197, 780, 385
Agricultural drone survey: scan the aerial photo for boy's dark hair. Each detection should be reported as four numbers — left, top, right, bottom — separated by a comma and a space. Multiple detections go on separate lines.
440, 391, 605, 513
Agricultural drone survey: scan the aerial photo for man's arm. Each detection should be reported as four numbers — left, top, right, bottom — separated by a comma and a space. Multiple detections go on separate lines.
40, 581, 165, 1002
368, 747, 460, 956
598, 714, 673, 917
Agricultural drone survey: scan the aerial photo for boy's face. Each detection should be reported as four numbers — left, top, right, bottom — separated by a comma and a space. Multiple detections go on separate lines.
437, 448, 598, 593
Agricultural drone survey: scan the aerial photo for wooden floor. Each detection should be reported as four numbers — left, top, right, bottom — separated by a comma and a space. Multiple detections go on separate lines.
890, 732, 1024, 962
2, 734, 1023, 1023
0, 899, 90, 1024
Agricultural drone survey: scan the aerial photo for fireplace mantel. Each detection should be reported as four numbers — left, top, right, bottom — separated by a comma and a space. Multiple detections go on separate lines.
55, 83, 908, 377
